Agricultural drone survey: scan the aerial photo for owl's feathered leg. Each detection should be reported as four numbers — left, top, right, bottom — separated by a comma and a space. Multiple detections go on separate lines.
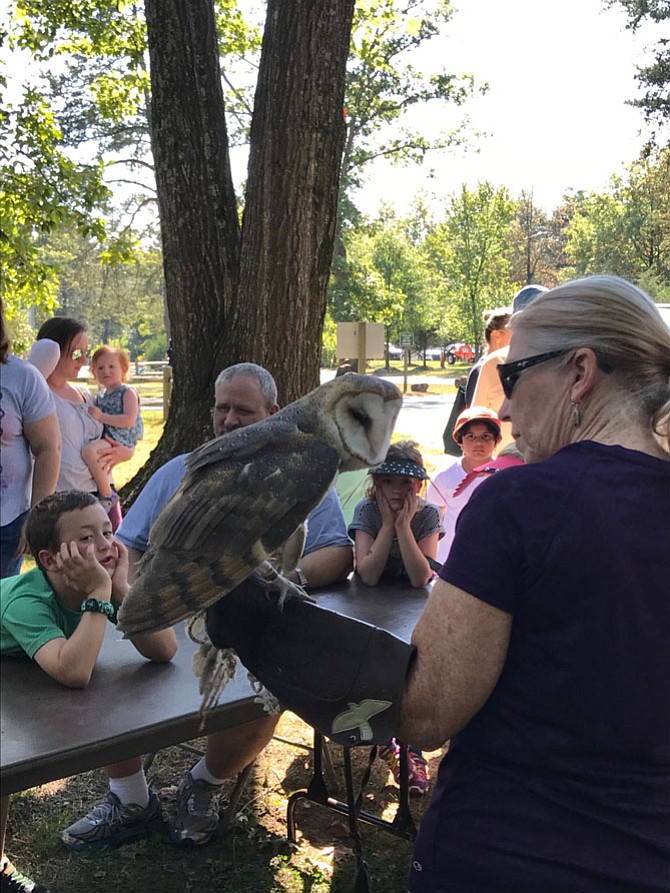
255, 559, 309, 608
188, 613, 239, 726
189, 560, 312, 724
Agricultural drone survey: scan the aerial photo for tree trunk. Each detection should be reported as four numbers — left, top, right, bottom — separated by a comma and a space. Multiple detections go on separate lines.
234, 0, 355, 401
122, 0, 355, 505
122, 0, 240, 504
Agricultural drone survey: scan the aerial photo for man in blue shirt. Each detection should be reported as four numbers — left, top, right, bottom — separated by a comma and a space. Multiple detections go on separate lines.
61, 363, 353, 850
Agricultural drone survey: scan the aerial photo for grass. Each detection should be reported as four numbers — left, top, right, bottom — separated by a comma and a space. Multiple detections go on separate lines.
113, 410, 164, 489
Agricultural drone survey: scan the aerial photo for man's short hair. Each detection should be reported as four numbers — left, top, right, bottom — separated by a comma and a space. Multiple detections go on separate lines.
214, 363, 278, 409
24, 491, 99, 570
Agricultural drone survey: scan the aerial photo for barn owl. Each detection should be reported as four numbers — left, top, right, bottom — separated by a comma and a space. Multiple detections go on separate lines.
117, 373, 402, 637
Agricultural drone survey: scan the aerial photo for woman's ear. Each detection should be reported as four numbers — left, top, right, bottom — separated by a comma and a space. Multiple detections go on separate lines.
569, 348, 600, 404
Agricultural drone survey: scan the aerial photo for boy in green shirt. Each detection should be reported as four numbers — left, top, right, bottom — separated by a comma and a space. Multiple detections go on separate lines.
0, 491, 177, 893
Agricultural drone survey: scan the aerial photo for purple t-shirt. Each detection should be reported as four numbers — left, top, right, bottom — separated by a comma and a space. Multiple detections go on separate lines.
410, 441, 670, 893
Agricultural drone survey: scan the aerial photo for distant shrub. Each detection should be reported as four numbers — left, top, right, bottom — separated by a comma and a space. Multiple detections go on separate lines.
142, 333, 167, 361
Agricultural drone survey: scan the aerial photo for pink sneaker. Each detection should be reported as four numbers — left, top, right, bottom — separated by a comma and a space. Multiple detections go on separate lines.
407, 750, 430, 796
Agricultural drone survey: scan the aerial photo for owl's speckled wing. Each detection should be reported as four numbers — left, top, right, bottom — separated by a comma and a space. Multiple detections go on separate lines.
117, 421, 340, 636
116, 373, 403, 638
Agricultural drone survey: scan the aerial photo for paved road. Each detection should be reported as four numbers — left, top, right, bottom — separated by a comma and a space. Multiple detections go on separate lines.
394, 390, 455, 453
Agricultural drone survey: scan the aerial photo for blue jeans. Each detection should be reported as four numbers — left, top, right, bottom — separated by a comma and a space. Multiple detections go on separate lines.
0, 510, 28, 578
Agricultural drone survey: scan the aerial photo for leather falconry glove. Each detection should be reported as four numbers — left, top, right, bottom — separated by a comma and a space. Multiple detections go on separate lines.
206, 573, 416, 748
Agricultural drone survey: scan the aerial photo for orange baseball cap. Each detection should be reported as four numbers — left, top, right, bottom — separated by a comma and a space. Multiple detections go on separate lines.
452, 406, 502, 443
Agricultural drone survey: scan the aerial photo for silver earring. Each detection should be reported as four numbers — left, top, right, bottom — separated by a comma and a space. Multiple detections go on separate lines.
571, 401, 581, 428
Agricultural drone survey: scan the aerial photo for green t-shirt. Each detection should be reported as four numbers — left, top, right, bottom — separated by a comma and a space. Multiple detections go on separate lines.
0, 567, 82, 658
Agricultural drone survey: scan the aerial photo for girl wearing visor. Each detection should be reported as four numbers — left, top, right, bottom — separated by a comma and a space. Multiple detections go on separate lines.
349, 440, 444, 796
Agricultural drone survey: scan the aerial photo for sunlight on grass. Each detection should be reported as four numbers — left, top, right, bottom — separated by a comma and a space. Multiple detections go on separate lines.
113, 411, 164, 489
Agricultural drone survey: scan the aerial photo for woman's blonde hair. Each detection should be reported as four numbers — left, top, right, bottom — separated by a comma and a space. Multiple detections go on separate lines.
366, 440, 425, 498
90, 345, 131, 382
510, 275, 670, 445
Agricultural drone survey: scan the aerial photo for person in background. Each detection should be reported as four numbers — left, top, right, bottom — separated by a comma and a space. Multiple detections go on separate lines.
60, 362, 353, 850
471, 284, 548, 447
81, 346, 144, 514
427, 407, 502, 566
465, 306, 512, 406
0, 491, 176, 892
35, 319, 134, 532
0, 309, 61, 579
349, 440, 443, 795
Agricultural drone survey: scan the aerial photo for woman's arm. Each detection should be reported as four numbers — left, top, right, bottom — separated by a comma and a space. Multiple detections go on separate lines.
93, 440, 135, 475
24, 413, 62, 506
398, 578, 512, 750
88, 387, 139, 429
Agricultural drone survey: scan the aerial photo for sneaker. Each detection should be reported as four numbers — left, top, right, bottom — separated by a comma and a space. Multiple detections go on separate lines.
407, 750, 430, 796
0, 859, 52, 893
378, 742, 401, 785
60, 789, 161, 850
169, 771, 223, 846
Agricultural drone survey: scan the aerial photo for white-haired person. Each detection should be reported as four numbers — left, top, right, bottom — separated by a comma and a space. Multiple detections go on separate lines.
59, 362, 353, 851
398, 275, 669, 892
186, 276, 669, 890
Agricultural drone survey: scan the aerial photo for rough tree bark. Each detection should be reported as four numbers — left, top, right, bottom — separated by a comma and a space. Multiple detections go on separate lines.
122, 0, 355, 505
235, 1, 354, 392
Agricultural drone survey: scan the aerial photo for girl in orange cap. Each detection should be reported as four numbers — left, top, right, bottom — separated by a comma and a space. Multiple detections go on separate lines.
427, 406, 502, 565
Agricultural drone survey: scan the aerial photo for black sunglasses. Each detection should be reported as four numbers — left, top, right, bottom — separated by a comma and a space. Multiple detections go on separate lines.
497, 349, 569, 399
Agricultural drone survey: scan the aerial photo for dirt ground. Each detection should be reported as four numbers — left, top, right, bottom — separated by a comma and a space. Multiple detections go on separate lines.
8, 712, 447, 893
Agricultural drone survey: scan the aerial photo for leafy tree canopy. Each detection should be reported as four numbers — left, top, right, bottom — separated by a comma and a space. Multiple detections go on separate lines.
606, 0, 670, 127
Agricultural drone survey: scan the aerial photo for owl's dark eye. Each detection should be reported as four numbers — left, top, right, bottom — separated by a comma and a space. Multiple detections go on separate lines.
350, 408, 371, 429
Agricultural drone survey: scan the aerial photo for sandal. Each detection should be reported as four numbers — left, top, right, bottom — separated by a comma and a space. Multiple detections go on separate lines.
98, 493, 119, 514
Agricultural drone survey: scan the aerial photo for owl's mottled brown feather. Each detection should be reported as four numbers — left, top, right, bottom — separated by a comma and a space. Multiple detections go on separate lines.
116, 374, 402, 637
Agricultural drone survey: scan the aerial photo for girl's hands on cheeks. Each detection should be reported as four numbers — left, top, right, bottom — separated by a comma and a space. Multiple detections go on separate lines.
395, 490, 417, 531
378, 489, 397, 528
56, 541, 112, 600
110, 539, 130, 604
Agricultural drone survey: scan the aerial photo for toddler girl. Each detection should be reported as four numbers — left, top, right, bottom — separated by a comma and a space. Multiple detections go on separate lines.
348, 440, 443, 795
81, 346, 144, 512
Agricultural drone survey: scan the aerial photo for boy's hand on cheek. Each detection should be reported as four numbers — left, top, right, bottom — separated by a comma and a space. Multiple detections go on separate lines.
56, 542, 112, 600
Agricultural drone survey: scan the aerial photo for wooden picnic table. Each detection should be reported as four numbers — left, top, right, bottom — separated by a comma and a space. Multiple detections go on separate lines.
0, 577, 429, 797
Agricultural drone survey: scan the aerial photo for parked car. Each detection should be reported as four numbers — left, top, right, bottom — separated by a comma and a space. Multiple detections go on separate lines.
425, 347, 443, 362
386, 343, 404, 360
444, 342, 476, 365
